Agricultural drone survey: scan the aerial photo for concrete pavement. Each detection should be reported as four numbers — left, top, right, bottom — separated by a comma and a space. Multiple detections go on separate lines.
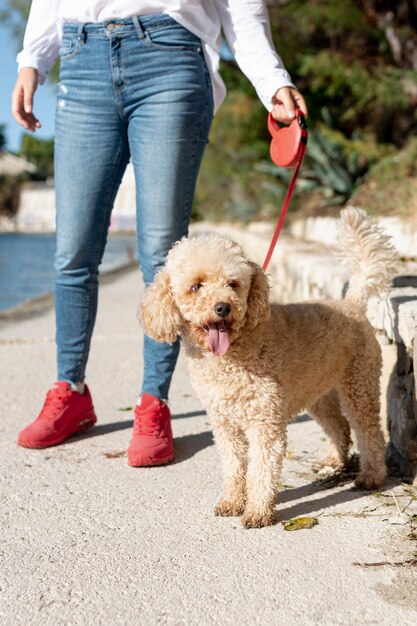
1, 265, 417, 625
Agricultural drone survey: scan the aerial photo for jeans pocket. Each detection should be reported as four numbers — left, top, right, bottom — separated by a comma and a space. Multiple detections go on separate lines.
144, 24, 202, 53
59, 36, 82, 61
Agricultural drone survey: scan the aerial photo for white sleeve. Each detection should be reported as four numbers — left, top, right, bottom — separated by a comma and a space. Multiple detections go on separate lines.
214, 0, 296, 110
16, 0, 61, 84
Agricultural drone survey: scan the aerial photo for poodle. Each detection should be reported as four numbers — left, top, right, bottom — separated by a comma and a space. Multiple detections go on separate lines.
139, 208, 398, 528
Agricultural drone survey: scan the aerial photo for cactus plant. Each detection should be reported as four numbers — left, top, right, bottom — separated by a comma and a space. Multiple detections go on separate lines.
257, 129, 366, 207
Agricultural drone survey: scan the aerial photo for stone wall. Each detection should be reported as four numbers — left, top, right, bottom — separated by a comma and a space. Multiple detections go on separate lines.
191, 219, 417, 482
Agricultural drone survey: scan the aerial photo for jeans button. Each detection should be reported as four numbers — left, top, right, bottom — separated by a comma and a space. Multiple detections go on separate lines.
107, 23, 116, 31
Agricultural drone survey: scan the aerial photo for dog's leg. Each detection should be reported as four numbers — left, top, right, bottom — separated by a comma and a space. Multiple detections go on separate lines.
213, 424, 248, 517
339, 373, 386, 490
241, 424, 287, 528
307, 390, 351, 470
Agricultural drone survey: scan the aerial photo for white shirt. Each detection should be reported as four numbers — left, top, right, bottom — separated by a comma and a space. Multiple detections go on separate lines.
17, 0, 295, 113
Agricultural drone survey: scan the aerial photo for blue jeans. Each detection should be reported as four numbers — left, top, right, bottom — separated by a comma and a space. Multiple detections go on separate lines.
54, 14, 213, 399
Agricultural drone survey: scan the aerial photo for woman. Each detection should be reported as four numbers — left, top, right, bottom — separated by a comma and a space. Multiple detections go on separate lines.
12, 0, 307, 465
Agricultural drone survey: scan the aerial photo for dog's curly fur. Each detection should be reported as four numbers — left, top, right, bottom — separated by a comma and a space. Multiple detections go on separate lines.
139, 208, 399, 528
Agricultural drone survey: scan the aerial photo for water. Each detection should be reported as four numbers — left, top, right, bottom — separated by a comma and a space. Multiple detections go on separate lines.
0, 233, 137, 312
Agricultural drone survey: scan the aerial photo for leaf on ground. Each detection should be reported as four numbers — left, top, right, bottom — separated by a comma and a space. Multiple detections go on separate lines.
117, 406, 133, 412
283, 516, 319, 531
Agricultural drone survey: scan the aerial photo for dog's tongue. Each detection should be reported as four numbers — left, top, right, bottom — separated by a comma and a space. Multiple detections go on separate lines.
208, 321, 230, 356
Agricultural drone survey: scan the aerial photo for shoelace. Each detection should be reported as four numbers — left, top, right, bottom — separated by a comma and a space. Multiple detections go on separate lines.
39, 390, 71, 420
133, 409, 165, 436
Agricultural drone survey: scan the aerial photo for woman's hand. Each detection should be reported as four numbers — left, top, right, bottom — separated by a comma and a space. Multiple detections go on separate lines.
12, 68, 42, 132
271, 87, 308, 124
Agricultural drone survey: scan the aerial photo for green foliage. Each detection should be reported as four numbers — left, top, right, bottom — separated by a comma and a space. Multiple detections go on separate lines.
298, 51, 417, 143
19, 134, 54, 179
350, 137, 417, 216
302, 131, 362, 202
194, 0, 417, 222
371, 137, 417, 179
0, 175, 21, 217
0, 126, 20, 217
0, 125, 6, 151
269, 0, 417, 143
256, 129, 365, 210
270, 0, 387, 70
195, 85, 273, 223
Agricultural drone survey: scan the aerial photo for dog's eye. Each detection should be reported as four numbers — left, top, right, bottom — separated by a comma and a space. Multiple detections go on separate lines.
228, 281, 239, 290
190, 283, 202, 293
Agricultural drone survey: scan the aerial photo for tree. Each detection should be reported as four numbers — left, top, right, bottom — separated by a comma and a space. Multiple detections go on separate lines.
0, 125, 6, 151
1, 0, 59, 82
0, 0, 30, 46
19, 134, 54, 179
0, 121, 21, 217
355, 0, 417, 71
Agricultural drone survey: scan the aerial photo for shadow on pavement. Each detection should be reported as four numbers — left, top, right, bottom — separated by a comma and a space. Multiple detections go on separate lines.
71, 410, 207, 443
277, 483, 369, 521
70, 410, 305, 447
68, 418, 213, 464
172, 410, 207, 420
172, 430, 214, 463
289, 413, 313, 424
76, 419, 133, 440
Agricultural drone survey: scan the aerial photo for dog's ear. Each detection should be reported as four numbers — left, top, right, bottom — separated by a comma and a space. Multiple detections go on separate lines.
138, 268, 181, 344
246, 261, 271, 328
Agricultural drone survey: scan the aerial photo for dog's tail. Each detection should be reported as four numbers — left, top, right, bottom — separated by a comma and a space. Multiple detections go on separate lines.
337, 207, 398, 310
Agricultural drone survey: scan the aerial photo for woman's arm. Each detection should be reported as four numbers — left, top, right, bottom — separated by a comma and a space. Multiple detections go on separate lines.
215, 0, 307, 122
12, 68, 41, 132
16, 0, 61, 83
12, 0, 60, 131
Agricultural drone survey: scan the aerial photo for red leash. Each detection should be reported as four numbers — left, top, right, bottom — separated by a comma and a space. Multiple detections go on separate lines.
262, 109, 308, 271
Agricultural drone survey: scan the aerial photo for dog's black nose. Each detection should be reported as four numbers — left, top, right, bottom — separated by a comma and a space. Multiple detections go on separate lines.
214, 302, 231, 318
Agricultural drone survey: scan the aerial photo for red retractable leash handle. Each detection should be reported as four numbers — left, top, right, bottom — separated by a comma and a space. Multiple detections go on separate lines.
262, 107, 308, 271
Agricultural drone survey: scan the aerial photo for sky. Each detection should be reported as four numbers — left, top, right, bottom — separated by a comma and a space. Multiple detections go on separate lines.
0, 1, 56, 153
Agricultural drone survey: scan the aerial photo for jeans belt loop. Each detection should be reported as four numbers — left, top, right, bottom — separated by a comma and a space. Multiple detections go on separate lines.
132, 15, 146, 40
77, 23, 86, 44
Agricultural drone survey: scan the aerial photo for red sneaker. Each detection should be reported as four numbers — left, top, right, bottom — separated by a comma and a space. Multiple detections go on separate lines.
127, 393, 174, 466
17, 382, 97, 449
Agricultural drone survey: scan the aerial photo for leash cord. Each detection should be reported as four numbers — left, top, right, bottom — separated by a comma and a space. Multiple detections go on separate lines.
262, 131, 307, 272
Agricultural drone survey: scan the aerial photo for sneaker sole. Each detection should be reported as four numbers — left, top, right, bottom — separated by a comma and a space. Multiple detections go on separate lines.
17, 413, 97, 449
127, 452, 174, 467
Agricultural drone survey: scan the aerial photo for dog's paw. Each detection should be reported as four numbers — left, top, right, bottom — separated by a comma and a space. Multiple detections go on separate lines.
354, 470, 386, 491
214, 498, 245, 517
241, 509, 275, 529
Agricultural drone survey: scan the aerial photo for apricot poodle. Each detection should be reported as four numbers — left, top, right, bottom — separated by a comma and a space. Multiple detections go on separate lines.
139, 208, 398, 528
